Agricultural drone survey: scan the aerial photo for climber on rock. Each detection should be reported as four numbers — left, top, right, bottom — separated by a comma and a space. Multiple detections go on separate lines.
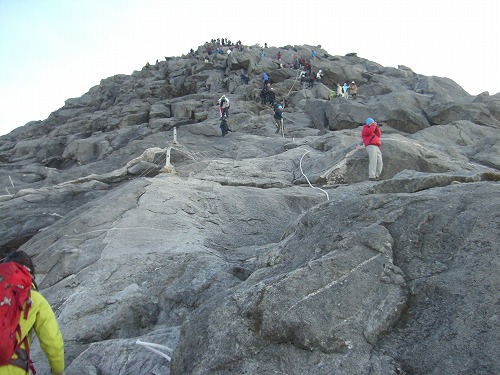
218, 95, 230, 118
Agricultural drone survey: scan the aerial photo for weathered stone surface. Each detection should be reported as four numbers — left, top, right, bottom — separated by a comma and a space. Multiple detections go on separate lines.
170, 182, 500, 375
1, 42, 499, 375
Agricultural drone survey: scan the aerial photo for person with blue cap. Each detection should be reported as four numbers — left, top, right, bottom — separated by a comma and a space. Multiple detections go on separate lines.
361, 117, 383, 180
342, 82, 349, 99
274, 104, 284, 135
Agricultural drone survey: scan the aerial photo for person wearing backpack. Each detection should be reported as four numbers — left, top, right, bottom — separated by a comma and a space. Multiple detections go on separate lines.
220, 115, 232, 137
218, 95, 230, 118
260, 86, 269, 105
0, 251, 64, 375
268, 87, 276, 107
308, 73, 315, 89
349, 81, 358, 100
316, 69, 323, 83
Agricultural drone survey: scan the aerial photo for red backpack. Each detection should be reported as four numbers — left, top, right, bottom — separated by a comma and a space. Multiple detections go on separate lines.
0, 262, 34, 372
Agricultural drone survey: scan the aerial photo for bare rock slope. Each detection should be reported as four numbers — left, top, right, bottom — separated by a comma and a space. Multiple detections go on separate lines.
0, 43, 499, 375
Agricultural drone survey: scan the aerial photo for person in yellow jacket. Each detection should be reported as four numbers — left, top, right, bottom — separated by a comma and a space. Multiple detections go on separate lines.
0, 251, 64, 375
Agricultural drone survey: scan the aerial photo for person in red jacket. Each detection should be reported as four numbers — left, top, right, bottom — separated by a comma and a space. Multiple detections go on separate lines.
361, 117, 383, 180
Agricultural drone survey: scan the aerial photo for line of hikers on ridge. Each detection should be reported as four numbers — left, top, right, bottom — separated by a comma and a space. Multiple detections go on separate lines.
149, 40, 359, 138
145, 39, 359, 103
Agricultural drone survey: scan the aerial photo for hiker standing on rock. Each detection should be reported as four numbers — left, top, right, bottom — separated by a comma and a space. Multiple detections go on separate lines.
263, 72, 269, 86
274, 104, 284, 136
316, 69, 324, 83
299, 70, 307, 87
342, 82, 349, 99
220, 115, 231, 137
268, 88, 276, 107
349, 81, 358, 100
260, 85, 269, 105
308, 73, 315, 88
0, 251, 65, 375
361, 118, 383, 180
336, 83, 343, 98
218, 95, 230, 118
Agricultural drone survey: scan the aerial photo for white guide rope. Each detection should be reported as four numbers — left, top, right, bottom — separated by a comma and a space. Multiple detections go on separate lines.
299, 149, 329, 201
136, 340, 173, 362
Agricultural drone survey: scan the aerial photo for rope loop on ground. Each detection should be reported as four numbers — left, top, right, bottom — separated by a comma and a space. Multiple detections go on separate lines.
298, 148, 329, 201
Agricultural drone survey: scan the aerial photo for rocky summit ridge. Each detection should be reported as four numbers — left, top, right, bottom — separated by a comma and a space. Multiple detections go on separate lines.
0, 42, 499, 375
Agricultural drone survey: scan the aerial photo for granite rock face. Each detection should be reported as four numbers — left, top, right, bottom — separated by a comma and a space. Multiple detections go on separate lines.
1, 43, 499, 375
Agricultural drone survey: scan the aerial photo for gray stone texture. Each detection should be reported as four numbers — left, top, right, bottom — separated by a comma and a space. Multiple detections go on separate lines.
1, 42, 499, 375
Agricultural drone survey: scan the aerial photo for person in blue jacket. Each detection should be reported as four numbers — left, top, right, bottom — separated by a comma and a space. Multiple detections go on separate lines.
342, 82, 349, 99
263, 72, 269, 85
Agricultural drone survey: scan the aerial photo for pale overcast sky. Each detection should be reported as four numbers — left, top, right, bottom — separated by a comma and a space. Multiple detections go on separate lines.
0, 0, 498, 136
